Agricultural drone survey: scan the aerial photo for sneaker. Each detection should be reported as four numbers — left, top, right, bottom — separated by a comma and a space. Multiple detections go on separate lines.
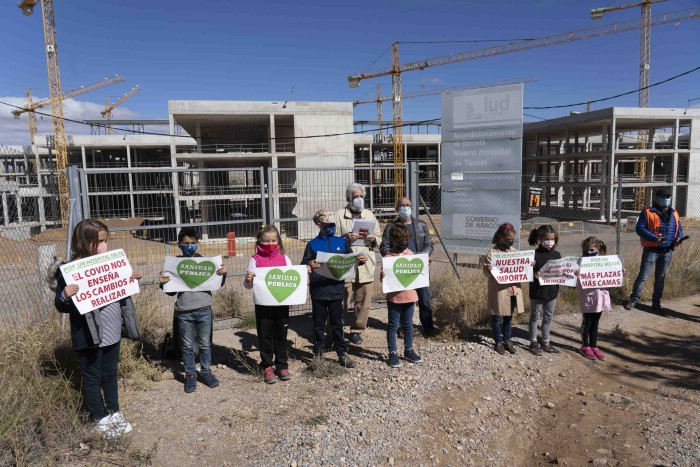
541, 342, 560, 354
529, 342, 543, 356
651, 303, 667, 316
338, 354, 356, 368
263, 366, 278, 384
404, 349, 422, 363
198, 371, 220, 388
349, 333, 363, 345
387, 352, 401, 368
109, 412, 133, 435
503, 340, 517, 354
495, 342, 506, 355
623, 299, 637, 310
579, 346, 596, 360
94, 414, 113, 436
423, 326, 440, 338
184, 373, 197, 393
591, 348, 606, 361
277, 368, 292, 381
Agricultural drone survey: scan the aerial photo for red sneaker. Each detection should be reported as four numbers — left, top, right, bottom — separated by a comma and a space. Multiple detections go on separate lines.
591, 348, 606, 361
263, 366, 278, 384
277, 368, 292, 381
579, 346, 596, 360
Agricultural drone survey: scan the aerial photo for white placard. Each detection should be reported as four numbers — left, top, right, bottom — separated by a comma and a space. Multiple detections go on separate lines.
579, 255, 624, 289
253, 266, 308, 306
162, 255, 224, 293
490, 250, 535, 284
538, 256, 580, 287
382, 254, 430, 293
59, 249, 139, 315
315, 251, 360, 281
351, 219, 376, 246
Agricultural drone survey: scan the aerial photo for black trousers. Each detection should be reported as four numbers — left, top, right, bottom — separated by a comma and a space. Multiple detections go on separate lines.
78, 341, 121, 421
255, 305, 290, 370
581, 313, 602, 348
312, 298, 346, 356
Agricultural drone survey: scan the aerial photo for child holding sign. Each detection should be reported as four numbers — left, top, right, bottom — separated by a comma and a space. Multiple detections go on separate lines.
576, 237, 626, 361
302, 210, 366, 369
54, 219, 142, 438
244, 225, 293, 384
482, 223, 524, 355
528, 225, 562, 356
380, 223, 423, 368
160, 227, 226, 393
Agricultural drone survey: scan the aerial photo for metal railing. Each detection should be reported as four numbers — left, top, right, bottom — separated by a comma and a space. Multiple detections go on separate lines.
176, 141, 296, 154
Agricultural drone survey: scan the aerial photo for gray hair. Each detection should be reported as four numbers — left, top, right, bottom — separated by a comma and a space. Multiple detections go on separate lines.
346, 182, 366, 202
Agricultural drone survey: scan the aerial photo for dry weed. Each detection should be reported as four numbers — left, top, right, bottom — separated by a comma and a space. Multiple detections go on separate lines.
213, 286, 247, 320
430, 268, 489, 333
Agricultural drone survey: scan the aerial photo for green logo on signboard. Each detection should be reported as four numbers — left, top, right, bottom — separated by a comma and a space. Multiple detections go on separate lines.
326, 255, 356, 279
265, 268, 301, 303
393, 257, 424, 288
177, 260, 216, 289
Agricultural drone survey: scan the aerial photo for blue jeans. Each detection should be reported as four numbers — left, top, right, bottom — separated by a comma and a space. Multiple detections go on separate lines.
630, 247, 673, 305
492, 315, 512, 343
387, 301, 415, 354
176, 307, 212, 375
415, 286, 435, 331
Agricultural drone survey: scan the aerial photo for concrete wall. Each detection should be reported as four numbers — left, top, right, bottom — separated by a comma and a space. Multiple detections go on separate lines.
686, 118, 700, 217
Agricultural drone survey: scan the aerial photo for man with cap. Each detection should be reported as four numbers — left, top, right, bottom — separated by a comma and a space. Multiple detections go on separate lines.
625, 187, 684, 313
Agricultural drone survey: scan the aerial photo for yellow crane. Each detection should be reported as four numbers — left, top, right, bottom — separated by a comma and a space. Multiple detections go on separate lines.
12, 75, 125, 143
591, 0, 669, 209
18, 0, 70, 226
101, 86, 141, 135
347, 7, 699, 199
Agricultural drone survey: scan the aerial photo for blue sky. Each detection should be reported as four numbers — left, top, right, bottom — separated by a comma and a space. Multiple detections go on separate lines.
1, 0, 699, 144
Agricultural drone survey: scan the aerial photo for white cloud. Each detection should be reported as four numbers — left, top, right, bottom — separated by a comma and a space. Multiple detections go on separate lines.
0, 96, 138, 145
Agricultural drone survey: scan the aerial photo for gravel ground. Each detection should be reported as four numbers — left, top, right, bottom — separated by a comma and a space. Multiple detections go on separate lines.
117, 295, 700, 467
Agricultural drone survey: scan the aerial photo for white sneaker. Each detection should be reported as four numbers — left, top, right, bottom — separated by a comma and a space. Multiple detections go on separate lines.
93, 414, 112, 434
109, 412, 133, 435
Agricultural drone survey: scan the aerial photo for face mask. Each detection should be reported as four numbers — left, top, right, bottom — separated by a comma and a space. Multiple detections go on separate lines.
258, 244, 279, 255
583, 250, 598, 257
657, 197, 671, 208
501, 241, 514, 249
394, 242, 408, 251
322, 225, 336, 236
96, 242, 108, 254
180, 243, 198, 256
351, 197, 364, 212
542, 240, 555, 250
398, 206, 412, 219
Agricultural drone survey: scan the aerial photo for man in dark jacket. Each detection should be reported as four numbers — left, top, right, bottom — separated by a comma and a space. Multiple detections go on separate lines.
625, 187, 684, 313
380, 197, 438, 336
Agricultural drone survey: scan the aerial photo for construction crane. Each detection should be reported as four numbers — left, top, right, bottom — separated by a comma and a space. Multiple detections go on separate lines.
18, 0, 70, 226
101, 86, 140, 135
12, 75, 125, 143
347, 7, 699, 200
591, 0, 668, 209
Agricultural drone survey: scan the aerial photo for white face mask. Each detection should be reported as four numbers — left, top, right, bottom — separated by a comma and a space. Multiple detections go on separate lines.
542, 239, 555, 250
351, 197, 364, 211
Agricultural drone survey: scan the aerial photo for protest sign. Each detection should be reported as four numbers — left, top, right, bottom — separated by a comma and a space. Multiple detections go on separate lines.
579, 255, 624, 289
315, 251, 359, 281
162, 255, 223, 293
382, 254, 430, 293
538, 256, 580, 287
59, 249, 139, 315
253, 266, 308, 306
351, 219, 376, 246
490, 250, 535, 284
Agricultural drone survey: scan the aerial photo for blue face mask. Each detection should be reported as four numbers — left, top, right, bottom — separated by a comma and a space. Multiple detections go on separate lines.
657, 197, 671, 208
398, 206, 412, 219
180, 243, 198, 256
322, 225, 336, 236
583, 250, 598, 257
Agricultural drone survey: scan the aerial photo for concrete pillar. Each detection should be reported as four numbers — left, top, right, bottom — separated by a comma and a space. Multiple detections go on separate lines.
126, 145, 135, 219
2, 193, 9, 226
195, 121, 202, 152
35, 144, 46, 230
271, 156, 280, 229
564, 129, 570, 154
169, 115, 182, 238
270, 114, 276, 154
15, 194, 22, 224
649, 128, 655, 150
368, 143, 374, 211
81, 145, 87, 169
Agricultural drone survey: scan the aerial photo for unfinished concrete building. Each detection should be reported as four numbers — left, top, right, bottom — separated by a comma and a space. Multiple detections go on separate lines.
522, 107, 700, 221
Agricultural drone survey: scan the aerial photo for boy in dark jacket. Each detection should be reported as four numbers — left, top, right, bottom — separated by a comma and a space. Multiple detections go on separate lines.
301, 210, 366, 368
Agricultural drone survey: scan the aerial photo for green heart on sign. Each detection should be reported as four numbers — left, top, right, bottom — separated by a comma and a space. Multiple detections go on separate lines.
326, 255, 356, 279
392, 257, 424, 288
176, 259, 217, 289
265, 268, 301, 303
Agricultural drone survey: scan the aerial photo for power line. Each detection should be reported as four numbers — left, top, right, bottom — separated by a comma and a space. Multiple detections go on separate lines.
397, 39, 535, 45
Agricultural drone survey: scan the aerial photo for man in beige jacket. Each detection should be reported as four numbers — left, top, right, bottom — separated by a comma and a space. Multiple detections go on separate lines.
335, 183, 381, 345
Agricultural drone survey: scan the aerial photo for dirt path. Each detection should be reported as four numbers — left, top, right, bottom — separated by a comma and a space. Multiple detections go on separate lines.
118, 296, 700, 466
